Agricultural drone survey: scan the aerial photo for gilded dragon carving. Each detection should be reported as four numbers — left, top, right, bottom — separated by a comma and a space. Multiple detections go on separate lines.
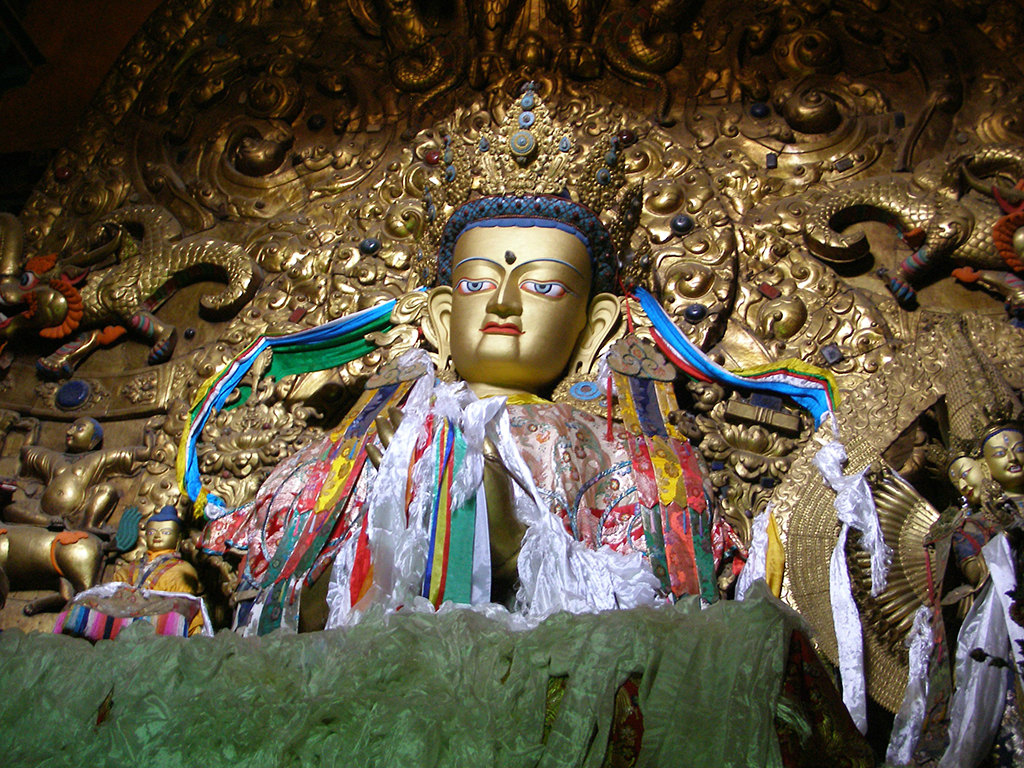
0, 206, 263, 378
802, 143, 1024, 312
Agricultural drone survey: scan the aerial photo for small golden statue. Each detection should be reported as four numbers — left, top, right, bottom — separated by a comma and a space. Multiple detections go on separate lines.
49, 506, 206, 639
112, 506, 199, 595
929, 426, 1024, 607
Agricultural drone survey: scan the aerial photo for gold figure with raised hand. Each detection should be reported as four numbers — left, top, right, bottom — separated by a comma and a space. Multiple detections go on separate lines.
3, 417, 150, 536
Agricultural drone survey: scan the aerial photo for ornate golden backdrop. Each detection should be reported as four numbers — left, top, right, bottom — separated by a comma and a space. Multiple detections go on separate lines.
2, 0, 1024, 721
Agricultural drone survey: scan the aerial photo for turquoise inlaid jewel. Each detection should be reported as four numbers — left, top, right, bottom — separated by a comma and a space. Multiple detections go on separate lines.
569, 381, 602, 401
510, 130, 536, 157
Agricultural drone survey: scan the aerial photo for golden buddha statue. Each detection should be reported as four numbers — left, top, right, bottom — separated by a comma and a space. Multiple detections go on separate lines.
199, 85, 727, 635
929, 426, 1024, 619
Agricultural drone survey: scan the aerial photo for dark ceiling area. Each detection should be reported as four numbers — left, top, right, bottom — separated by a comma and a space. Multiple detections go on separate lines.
0, 0, 162, 213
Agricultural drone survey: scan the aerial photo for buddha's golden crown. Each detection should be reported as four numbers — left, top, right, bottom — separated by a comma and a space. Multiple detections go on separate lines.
414, 83, 646, 294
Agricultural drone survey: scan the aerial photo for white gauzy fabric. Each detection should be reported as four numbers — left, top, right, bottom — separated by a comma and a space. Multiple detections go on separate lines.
491, 407, 663, 619
813, 440, 893, 734
886, 606, 932, 764
939, 533, 1024, 768
736, 505, 771, 601
361, 359, 438, 616
984, 534, 1024, 670
939, 578, 1010, 768
829, 524, 867, 733
471, 482, 492, 605
813, 441, 892, 594
596, 350, 616, 398
325, 531, 360, 629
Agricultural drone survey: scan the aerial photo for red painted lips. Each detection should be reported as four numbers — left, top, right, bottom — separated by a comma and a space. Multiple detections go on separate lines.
481, 322, 523, 335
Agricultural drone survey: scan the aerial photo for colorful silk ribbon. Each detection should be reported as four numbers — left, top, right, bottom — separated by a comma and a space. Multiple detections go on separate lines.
634, 287, 838, 425
177, 299, 401, 518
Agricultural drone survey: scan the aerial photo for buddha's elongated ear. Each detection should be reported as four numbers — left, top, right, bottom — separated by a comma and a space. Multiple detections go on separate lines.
424, 286, 453, 365
567, 293, 621, 376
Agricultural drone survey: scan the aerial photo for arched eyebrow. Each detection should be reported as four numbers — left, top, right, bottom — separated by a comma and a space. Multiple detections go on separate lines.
453, 255, 586, 279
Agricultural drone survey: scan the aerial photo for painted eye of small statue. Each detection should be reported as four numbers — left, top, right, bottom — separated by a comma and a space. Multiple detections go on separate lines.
19, 272, 38, 288
455, 278, 497, 295
520, 280, 569, 298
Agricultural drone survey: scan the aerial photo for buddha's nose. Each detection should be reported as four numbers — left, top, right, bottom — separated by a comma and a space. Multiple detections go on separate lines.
488, 277, 522, 316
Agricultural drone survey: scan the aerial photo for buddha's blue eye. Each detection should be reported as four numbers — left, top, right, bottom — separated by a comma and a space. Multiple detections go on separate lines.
521, 280, 568, 298
455, 278, 496, 295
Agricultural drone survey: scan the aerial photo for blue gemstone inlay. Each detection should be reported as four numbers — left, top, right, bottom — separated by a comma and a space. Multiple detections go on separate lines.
670, 214, 694, 235
56, 380, 90, 410
683, 304, 708, 324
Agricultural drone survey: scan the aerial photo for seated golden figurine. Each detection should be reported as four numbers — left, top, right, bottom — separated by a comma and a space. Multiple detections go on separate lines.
200, 87, 726, 635
113, 506, 199, 594
3, 417, 150, 535
930, 428, 1024, 619
52, 506, 206, 639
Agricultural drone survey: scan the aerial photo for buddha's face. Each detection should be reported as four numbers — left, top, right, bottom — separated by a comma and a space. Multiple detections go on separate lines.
948, 456, 986, 504
983, 428, 1024, 493
445, 225, 594, 393
145, 519, 182, 553
66, 417, 99, 453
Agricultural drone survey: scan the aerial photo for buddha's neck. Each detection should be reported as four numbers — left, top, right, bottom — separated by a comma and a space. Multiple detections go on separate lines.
466, 382, 536, 400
